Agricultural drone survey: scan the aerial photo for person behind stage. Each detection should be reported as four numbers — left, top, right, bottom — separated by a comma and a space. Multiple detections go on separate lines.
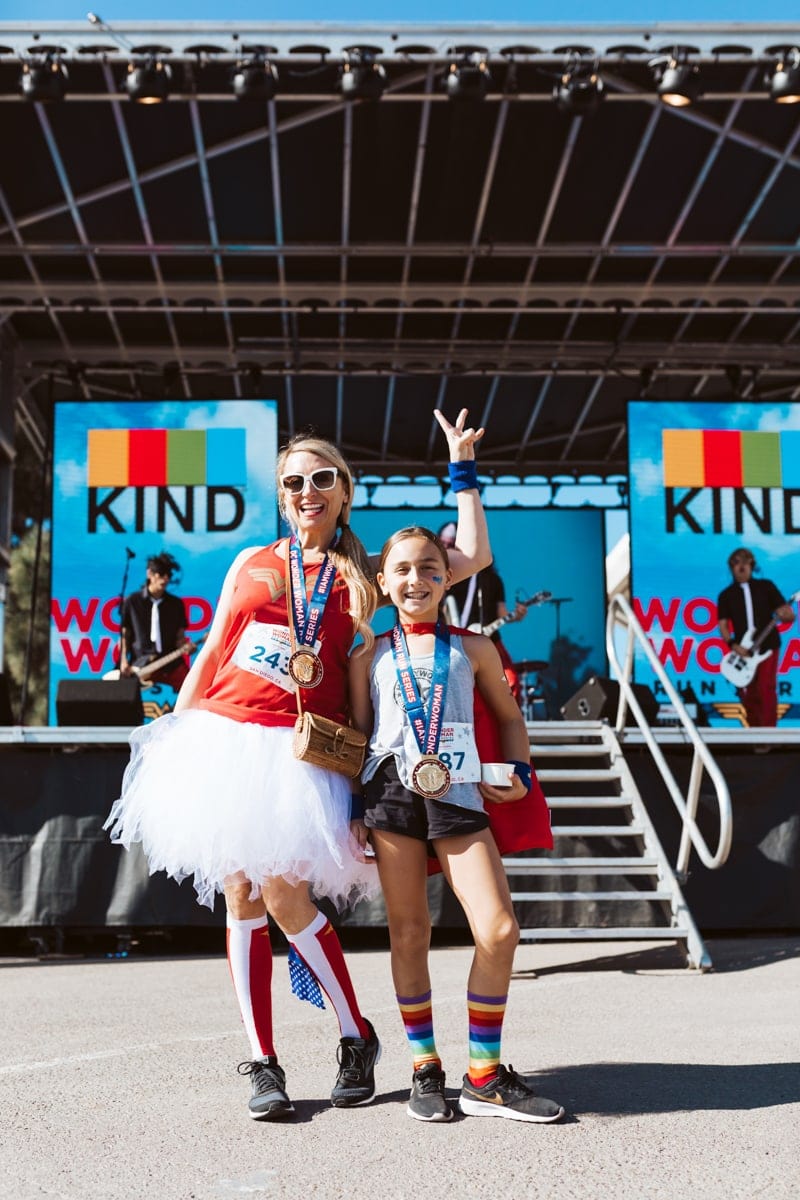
716, 546, 794, 727
438, 521, 527, 701
104, 410, 490, 1123
119, 551, 190, 690
349, 526, 564, 1125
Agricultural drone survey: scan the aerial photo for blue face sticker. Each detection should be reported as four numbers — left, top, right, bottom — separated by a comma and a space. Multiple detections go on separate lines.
432, 575, 443, 583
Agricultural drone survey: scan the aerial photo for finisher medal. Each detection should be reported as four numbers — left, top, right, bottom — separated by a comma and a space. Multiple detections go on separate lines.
288, 649, 324, 688
412, 754, 452, 799
287, 534, 337, 689
391, 619, 453, 801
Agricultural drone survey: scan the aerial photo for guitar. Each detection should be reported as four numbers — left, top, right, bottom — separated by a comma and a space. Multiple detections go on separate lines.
719, 590, 799, 688
469, 591, 553, 637
103, 634, 207, 686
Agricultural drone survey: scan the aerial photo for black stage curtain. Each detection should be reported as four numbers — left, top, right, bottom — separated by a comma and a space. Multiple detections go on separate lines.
0, 741, 798, 931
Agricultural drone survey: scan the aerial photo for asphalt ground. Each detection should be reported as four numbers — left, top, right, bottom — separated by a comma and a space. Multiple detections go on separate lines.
1, 935, 799, 1200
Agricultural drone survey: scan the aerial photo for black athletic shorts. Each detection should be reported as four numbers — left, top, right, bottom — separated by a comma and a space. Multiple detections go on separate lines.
363, 757, 489, 844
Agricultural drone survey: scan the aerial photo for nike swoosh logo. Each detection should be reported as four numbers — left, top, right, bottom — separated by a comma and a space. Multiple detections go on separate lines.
473, 1091, 504, 1104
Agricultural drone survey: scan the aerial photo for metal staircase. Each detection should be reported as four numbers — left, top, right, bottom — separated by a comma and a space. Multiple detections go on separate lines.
505, 720, 707, 966
503, 595, 733, 970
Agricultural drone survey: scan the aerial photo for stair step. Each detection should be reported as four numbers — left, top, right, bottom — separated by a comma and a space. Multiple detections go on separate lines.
517, 927, 688, 940
532, 745, 611, 757
537, 768, 622, 782
503, 858, 659, 874
550, 825, 645, 836
546, 796, 632, 808
510, 890, 672, 901
528, 721, 605, 732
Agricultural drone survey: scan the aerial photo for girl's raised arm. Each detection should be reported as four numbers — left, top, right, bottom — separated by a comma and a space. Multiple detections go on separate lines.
433, 408, 491, 584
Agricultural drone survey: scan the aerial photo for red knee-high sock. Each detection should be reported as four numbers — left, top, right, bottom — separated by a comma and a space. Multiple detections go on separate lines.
226, 913, 275, 1059
288, 910, 369, 1039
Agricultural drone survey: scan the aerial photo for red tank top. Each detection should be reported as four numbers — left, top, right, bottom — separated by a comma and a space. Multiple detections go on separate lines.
199, 542, 356, 727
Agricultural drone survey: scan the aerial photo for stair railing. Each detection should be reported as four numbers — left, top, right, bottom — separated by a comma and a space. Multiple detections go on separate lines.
605, 593, 732, 876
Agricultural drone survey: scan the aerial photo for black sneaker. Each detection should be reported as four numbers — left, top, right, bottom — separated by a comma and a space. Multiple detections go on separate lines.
407, 1062, 453, 1122
459, 1063, 565, 1124
237, 1056, 295, 1121
330, 1018, 381, 1107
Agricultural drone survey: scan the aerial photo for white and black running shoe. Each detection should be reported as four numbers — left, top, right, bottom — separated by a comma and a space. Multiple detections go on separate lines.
407, 1062, 453, 1122
330, 1019, 381, 1107
237, 1056, 295, 1121
459, 1064, 565, 1123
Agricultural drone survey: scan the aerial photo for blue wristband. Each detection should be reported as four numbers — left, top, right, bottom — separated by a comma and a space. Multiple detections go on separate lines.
448, 460, 479, 493
510, 760, 532, 791
349, 793, 365, 821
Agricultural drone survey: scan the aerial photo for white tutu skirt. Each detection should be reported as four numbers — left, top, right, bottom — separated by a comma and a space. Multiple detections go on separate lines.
104, 710, 379, 911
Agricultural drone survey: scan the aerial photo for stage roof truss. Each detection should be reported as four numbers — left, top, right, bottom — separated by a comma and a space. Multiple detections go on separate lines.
2, 22, 800, 474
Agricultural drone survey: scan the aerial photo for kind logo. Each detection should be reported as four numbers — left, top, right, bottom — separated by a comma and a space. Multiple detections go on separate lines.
86, 426, 247, 534
661, 428, 800, 535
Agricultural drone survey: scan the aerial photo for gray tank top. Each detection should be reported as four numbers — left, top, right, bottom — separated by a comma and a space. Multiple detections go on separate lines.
362, 631, 483, 812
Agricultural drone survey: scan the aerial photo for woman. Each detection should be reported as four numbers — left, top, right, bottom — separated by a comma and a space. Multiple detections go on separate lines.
105, 409, 490, 1121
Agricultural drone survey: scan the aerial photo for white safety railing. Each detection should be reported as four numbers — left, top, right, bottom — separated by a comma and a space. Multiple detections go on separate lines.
606, 593, 732, 876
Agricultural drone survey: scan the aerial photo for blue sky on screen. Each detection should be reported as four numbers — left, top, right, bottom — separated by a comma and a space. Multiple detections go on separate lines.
5, 1, 799, 21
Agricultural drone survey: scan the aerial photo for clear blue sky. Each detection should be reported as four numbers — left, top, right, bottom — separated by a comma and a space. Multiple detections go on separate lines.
3, 1, 799, 22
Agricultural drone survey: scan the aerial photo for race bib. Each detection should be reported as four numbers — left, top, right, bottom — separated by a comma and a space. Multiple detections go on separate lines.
233, 622, 321, 693
403, 721, 480, 785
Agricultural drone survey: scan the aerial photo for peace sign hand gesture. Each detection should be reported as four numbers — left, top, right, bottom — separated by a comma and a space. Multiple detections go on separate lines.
434, 408, 485, 462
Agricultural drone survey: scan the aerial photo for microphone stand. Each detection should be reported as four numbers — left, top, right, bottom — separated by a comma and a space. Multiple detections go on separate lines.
116, 549, 136, 671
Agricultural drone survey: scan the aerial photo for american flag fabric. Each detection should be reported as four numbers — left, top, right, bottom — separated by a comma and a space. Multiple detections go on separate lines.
287, 945, 325, 1010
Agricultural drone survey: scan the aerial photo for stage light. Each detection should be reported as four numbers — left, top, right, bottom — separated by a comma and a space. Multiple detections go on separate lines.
20, 54, 68, 102
553, 61, 604, 115
444, 51, 491, 101
231, 51, 278, 101
651, 55, 701, 107
768, 48, 800, 103
338, 47, 386, 101
125, 54, 171, 103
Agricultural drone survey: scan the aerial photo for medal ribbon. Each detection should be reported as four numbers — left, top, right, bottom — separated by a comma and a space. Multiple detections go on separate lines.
288, 534, 338, 648
390, 619, 451, 758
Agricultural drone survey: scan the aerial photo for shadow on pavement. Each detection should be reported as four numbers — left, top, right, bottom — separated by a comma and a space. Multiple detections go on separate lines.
513, 936, 800, 978
529, 1061, 800, 1114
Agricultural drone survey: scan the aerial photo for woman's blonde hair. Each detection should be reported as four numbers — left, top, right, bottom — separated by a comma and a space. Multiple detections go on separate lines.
276, 434, 376, 649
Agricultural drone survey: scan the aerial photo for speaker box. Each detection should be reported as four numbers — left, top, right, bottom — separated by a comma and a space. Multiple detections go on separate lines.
560, 676, 659, 725
56, 678, 144, 727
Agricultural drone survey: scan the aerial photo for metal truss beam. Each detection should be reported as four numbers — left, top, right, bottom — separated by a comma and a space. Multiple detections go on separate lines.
5, 283, 800, 306
3, 22, 800, 60
0, 242, 797, 258
15, 339, 800, 370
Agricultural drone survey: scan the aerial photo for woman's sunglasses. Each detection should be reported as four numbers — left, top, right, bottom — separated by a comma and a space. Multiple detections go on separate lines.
280, 467, 339, 495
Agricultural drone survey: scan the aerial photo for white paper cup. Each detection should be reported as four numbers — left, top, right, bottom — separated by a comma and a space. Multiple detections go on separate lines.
481, 762, 514, 787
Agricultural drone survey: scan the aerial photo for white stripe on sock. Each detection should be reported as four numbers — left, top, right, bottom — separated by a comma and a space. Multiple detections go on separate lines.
227, 913, 269, 1059
288, 911, 361, 1039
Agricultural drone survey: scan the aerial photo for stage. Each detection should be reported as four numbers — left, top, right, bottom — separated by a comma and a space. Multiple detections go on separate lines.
1, 725, 797, 940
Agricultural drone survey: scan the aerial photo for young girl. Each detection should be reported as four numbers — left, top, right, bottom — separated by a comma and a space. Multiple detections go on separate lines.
349, 527, 565, 1125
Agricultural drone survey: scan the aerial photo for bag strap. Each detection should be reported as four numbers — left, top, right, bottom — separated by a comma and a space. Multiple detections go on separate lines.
284, 540, 305, 720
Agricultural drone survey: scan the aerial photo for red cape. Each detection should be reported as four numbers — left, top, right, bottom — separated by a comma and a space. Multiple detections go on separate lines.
426, 627, 553, 875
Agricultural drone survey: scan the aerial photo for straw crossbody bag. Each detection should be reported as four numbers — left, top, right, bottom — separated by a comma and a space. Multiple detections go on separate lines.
284, 546, 367, 779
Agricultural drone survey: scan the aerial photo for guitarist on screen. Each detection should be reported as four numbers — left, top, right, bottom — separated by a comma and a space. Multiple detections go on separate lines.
716, 547, 795, 728
438, 521, 529, 702
119, 551, 191, 692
